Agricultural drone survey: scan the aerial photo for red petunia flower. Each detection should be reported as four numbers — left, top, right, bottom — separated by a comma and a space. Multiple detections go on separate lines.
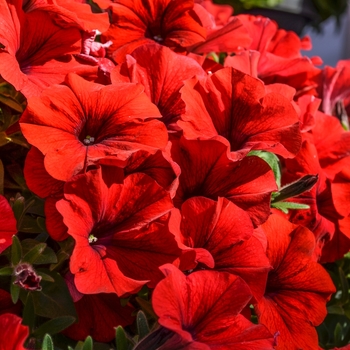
152, 264, 275, 349
226, 15, 321, 95
98, 0, 206, 63
0, 194, 17, 254
56, 168, 181, 296
172, 137, 277, 226
255, 214, 335, 350
180, 196, 271, 301
311, 111, 350, 179
178, 67, 301, 160
20, 73, 167, 182
111, 42, 206, 131
0, 0, 97, 98
0, 313, 29, 350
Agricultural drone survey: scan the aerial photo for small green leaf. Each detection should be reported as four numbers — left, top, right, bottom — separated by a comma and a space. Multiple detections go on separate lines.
36, 270, 55, 283
327, 304, 345, 315
135, 297, 157, 320
11, 235, 22, 265
33, 316, 76, 337
206, 52, 219, 63
41, 334, 54, 350
116, 326, 133, 350
31, 271, 77, 319
19, 215, 43, 234
248, 151, 281, 188
271, 201, 310, 214
21, 239, 57, 265
49, 237, 74, 272
11, 195, 25, 223
22, 293, 35, 332
0, 266, 13, 276
82, 336, 93, 350
22, 243, 47, 264
334, 322, 343, 344
36, 217, 47, 233
339, 267, 349, 305
10, 282, 20, 304
136, 311, 150, 340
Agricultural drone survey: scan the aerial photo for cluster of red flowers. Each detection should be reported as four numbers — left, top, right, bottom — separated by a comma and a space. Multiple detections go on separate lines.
1, 0, 350, 349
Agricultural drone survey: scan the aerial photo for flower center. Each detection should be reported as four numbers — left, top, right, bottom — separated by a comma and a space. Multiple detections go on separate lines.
83, 135, 95, 145
88, 234, 98, 244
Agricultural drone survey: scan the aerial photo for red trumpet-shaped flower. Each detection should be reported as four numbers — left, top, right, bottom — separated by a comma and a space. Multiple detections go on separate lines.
98, 0, 206, 63
172, 137, 277, 226
0, 313, 29, 350
178, 67, 301, 160
56, 168, 182, 296
180, 196, 271, 301
255, 214, 335, 350
20, 73, 167, 181
153, 264, 275, 349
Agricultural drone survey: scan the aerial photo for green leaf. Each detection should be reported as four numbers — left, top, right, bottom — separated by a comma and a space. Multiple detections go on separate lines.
135, 297, 157, 320
11, 195, 25, 223
0, 266, 13, 276
21, 239, 57, 265
338, 267, 349, 305
19, 215, 44, 234
334, 322, 343, 344
41, 334, 54, 350
136, 311, 150, 340
0, 80, 26, 113
22, 243, 47, 264
11, 235, 22, 265
33, 316, 76, 337
271, 201, 310, 214
116, 326, 133, 350
49, 237, 74, 272
36, 270, 55, 283
82, 336, 93, 350
22, 293, 36, 332
31, 271, 77, 319
327, 304, 345, 315
36, 217, 47, 233
10, 281, 20, 304
248, 150, 281, 188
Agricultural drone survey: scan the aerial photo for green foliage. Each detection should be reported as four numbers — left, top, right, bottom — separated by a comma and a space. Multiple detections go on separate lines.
41, 334, 54, 350
29, 271, 77, 320
318, 253, 350, 348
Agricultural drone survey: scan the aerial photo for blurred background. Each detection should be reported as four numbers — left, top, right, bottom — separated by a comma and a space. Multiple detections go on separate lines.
214, 0, 350, 67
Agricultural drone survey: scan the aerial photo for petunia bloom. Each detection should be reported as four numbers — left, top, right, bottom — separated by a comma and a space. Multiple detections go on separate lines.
20, 73, 167, 182
0, 313, 29, 350
111, 42, 206, 132
0, 0, 97, 97
56, 168, 182, 296
178, 67, 301, 160
172, 137, 277, 226
152, 264, 275, 349
98, 0, 206, 63
255, 214, 335, 350
180, 196, 271, 301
